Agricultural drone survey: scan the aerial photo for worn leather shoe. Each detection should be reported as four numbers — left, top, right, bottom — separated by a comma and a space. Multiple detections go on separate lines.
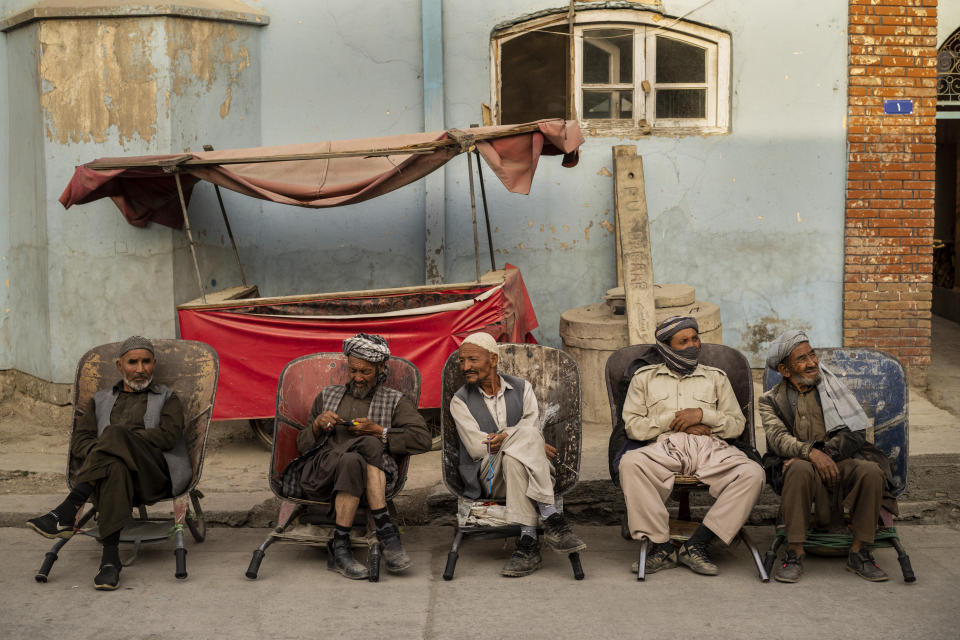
677, 542, 719, 576
326, 537, 369, 580
846, 548, 888, 582
543, 513, 586, 554
26, 511, 74, 540
376, 523, 412, 573
93, 564, 121, 591
501, 535, 542, 577
774, 549, 804, 583
631, 542, 678, 574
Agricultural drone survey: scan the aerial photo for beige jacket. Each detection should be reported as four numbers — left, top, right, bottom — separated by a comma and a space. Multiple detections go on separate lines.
622, 363, 745, 442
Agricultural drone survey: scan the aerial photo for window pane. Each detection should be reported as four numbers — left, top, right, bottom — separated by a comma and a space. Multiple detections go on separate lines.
583, 90, 633, 119
656, 89, 706, 118
656, 36, 705, 83
583, 28, 633, 84
501, 30, 567, 124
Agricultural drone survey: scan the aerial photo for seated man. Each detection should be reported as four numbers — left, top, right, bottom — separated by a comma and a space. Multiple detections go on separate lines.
618, 316, 764, 576
449, 332, 585, 578
27, 336, 189, 591
293, 333, 431, 580
762, 330, 894, 583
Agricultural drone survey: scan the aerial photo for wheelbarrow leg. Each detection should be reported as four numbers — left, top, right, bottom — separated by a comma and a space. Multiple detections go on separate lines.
246, 501, 302, 580
738, 528, 769, 582
636, 537, 649, 582
889, 536, 916, 583
764, 533, 784, 578
568, 552, 584, 580
35, 507, 95, 583
174, 527, 188, 579
442, 529, 464, 581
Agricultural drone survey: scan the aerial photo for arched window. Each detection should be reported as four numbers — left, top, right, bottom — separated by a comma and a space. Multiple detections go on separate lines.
938, 26, 960, 115
491, 6, 731, 135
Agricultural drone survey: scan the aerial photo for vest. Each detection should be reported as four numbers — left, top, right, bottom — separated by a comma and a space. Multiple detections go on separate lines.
454, 374, 525, 499
92, 384, 192, 496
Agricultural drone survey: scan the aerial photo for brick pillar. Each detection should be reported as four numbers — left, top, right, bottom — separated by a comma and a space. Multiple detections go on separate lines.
845, 0, 938, 375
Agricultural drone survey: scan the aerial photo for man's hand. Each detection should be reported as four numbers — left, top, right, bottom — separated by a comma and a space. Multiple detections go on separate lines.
669, 408, 704, 432
349, 418, 385, 438
808, 448, 839, 487
312, 410, 342, 436
544, 443, 558, 460
485, 431, 509, 452
683, 424, 712, 437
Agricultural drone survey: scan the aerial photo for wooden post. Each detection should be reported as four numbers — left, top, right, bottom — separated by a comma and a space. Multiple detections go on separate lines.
613, 145, 655, 344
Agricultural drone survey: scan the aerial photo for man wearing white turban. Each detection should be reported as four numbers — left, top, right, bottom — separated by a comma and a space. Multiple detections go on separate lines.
449, 332, 586, 577
291, 333, 432, 580
761, 330, 893, 583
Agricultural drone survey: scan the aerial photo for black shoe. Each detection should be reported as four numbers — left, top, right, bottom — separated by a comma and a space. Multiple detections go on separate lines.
376, 523, 412, 574
774, 549, 804, 583
501, 535, 542, 577
326, 537, 369, 580
93, 564, 121, 591
543, 513, 587, 554
677, 542, 719, 576
26, 511, 74, 540
846, 548, 888, 582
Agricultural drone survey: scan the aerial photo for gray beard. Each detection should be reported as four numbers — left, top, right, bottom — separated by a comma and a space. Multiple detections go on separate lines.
124, 375, 153, 392
347, 380, 369, 399
792, 371, 822, 388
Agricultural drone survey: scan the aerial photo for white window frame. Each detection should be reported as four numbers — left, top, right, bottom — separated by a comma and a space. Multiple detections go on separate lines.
490, 9, 731, 136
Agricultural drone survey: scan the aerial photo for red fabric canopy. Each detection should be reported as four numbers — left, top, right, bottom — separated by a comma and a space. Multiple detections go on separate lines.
59, 120, 584, 228
177, 265, 538, 419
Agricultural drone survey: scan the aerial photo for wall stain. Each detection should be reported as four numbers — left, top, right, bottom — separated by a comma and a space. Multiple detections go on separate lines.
742, 315, 812, 362
40, 20, 158, 145
167, 20, 251, 119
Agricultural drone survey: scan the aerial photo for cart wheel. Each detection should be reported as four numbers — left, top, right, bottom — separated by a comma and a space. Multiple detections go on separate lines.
186, 490, 206, 542
249, 419, 274, 449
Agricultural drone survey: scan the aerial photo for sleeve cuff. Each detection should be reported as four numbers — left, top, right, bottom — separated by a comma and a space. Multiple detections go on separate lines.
800, 442, 814, 460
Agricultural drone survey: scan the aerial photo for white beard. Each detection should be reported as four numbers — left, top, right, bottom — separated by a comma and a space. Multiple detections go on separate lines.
124, 375, 153, 392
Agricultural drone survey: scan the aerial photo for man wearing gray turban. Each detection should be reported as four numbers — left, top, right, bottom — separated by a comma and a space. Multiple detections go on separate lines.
618, 316, 763, 578
27, 336, 187, 591
761, 330, 893, 583
290, 333, 432, 579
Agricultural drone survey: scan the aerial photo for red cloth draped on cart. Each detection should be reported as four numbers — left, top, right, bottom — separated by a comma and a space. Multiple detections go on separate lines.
177, 266, 538, 419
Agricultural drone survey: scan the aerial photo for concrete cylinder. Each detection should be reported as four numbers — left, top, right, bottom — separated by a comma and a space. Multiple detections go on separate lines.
560, 285, 722, 424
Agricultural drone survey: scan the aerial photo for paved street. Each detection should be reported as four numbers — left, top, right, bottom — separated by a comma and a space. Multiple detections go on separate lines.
2, 524, 958, 639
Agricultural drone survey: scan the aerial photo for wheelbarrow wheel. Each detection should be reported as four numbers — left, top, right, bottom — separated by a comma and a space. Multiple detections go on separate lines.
250, 419, 274, 449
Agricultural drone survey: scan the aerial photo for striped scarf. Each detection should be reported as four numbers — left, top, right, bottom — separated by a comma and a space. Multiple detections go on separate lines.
654, 315, 700, 376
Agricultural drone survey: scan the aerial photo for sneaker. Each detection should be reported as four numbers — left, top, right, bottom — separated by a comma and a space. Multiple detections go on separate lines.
774, 549, 804, 583
630, 542, 678, 574
376, 523, 412, 574
543, 513, 587, 554
501, 535, 542, 577
93, 564, 121, 591
326, 537, 369, 580
677, 542, 719, 576
26, 511, 74, 540
846, 548, 888, 582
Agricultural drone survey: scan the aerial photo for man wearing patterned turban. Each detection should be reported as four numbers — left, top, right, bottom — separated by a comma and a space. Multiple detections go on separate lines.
27, 336, 188, 591
618, 316, 763, 578
292, 333, 432, 580
761, 330, 893, 583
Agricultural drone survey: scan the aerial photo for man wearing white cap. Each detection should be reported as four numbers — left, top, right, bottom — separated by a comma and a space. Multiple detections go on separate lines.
26, 336, 188, 591
449, 331, 585, 577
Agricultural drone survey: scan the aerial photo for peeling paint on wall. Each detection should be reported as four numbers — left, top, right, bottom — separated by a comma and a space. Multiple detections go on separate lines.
167, 20, 251, 119
39, 20, 158, 145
